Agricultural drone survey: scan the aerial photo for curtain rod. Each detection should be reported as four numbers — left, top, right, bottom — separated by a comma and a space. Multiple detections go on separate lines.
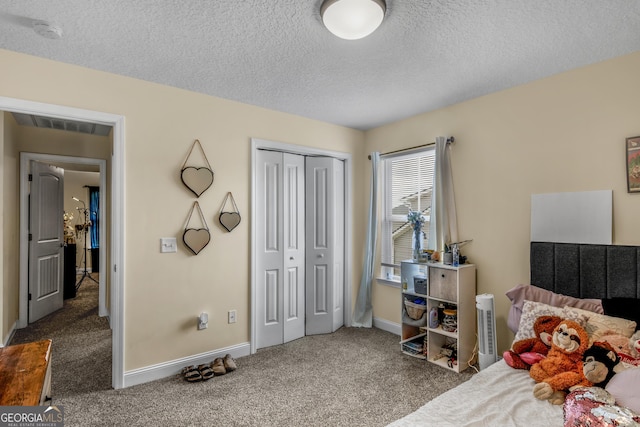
368, 137, 454, 160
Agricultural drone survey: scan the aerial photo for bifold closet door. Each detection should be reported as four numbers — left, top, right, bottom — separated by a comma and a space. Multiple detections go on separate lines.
255, 150, 305, 349
305, 156, 345, 335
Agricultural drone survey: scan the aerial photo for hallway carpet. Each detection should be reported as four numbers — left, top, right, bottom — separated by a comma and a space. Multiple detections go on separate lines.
11, 274, 112, 397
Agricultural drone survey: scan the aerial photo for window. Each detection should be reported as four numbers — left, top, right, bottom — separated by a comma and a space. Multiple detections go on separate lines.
380, 148, 436, 280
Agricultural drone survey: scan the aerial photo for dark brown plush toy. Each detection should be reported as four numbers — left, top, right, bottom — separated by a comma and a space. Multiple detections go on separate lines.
582, 341, 620, 388
504, 315, 563, 370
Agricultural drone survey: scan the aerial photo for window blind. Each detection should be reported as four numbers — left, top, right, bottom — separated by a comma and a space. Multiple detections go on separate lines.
381, 148, 436, 275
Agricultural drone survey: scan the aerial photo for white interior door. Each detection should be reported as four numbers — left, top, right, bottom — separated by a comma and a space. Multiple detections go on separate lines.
305, 157, 345, 335
28, 161, 65, 323
255, 150, 305, 349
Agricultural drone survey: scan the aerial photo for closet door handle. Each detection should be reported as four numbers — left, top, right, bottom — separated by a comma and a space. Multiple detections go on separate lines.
318, 254, 324, 258
290, 257, 294, 260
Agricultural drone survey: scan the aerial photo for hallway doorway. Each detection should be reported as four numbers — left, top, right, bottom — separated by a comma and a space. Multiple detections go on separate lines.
23, 155, 107, 322
1, 95, 126, 389
20, 152, 110, 396
20, 153, 110, 320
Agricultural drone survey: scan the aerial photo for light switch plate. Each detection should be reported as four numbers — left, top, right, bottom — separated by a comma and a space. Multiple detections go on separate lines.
228, 310, 237, 324
198, 312, 208, 330
160, 237, 177, 253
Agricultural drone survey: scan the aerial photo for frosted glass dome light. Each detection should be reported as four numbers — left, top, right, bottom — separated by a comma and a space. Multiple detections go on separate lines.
321, 0, 386, 40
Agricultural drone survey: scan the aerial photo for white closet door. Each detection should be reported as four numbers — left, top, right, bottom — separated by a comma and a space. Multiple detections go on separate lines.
255, 150, 305, 349
305, 157, 344, 335
283, 153, 306, 343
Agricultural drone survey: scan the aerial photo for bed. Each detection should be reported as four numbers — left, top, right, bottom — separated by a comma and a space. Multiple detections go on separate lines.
389, 242, 640, 427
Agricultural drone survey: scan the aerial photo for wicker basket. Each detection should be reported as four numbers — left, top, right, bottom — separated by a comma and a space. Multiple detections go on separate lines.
404, 299, 426, 320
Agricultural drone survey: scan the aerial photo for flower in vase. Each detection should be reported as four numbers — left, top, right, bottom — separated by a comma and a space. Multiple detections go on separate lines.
408, 209, 425, 259
407, 209, 425, 231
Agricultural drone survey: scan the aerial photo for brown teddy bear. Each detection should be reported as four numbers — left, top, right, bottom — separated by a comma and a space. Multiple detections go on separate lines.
530, 319, 591, 405
504, 315, 562, 370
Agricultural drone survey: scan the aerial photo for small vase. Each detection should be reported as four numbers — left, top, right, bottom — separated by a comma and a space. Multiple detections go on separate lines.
413, 229, 422, 261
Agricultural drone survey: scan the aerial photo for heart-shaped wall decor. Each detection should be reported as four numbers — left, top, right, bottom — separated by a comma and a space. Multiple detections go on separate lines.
181, 167, 214, 197
183, 228, 210, 255
220, 212, 241, 232
219, 192, 241, 232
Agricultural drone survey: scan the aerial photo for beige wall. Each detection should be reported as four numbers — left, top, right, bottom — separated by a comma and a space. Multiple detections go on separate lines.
366, 51, 640, 352
0, 49, 366, 369
2, 113, 20, 344
1, 112, 5, 342
16, 125, 112, 160
3, 46, 639, 371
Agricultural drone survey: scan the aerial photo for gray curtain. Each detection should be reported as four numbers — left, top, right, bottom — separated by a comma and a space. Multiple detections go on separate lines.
427, 137, 458, 252
352, 152, 380, 327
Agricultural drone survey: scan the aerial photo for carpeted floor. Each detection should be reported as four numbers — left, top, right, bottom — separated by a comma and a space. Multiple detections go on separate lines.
11, 277, 475, 426
10, 274, 112, 396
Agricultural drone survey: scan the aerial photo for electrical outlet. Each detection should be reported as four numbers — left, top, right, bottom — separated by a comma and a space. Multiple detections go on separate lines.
228, 310, 237, 324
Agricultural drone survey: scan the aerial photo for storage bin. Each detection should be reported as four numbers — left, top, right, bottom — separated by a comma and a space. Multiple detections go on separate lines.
413, 274, 428, 294
404, 299, 426, 320
429, 267, 457, 301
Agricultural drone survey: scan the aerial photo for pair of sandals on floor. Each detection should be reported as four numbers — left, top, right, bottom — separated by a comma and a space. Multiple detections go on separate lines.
182, 354, 237, 382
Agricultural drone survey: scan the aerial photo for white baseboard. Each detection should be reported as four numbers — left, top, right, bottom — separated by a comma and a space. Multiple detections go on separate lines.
1, 322, 17, 347
123, 342, 251, 387
373, 317, 400, 336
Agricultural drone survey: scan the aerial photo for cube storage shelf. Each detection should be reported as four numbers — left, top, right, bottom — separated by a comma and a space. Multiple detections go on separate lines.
400, 260, 476, 373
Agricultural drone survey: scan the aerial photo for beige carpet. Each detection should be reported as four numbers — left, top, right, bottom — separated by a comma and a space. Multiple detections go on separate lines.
11, 279, 475, 426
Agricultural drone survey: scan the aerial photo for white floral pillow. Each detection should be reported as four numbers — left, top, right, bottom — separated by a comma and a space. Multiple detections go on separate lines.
513, 300, 588, 344
564, 306, 637, 343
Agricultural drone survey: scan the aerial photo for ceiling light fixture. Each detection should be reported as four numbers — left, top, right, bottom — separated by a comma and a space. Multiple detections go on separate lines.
33, 21, 63, 40
321, 0, 386, 40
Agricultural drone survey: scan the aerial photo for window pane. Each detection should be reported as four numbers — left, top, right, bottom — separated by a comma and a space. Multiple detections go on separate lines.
381, 148, 435, 273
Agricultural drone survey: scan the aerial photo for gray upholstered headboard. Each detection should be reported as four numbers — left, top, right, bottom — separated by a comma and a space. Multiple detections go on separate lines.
530, 241, 640, 299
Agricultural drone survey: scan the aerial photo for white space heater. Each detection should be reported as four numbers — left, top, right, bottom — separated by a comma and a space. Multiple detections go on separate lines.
476, 293, 497, 370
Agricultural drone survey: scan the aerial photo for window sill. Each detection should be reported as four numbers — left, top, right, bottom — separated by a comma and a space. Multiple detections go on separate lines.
376, 277, 401, 288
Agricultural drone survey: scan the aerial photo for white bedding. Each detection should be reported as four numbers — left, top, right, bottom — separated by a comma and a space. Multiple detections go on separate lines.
388, 359, 563, 427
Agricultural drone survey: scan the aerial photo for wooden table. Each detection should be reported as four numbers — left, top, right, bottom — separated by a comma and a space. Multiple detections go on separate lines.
0, 339, 52, 405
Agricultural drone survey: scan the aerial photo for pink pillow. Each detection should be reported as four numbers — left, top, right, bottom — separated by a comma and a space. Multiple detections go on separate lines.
505, 284, 603, 333
606, 368, 640, 413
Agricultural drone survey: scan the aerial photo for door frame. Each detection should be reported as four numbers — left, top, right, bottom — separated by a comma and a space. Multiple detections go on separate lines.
1, 96, 126, 390
250, 138, 353, 354
23, 154, 107, 318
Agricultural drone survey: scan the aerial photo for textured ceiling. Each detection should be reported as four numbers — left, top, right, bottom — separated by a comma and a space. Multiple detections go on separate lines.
1, 0, 639, 130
